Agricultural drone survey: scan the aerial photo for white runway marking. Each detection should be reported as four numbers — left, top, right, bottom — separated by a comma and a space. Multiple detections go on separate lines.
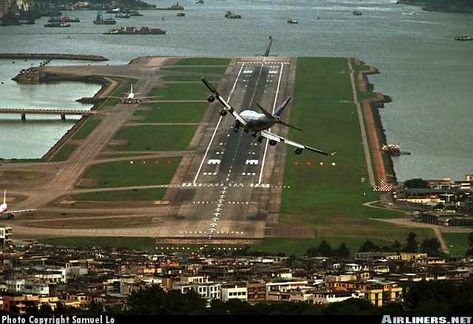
193, 62, 246, 184
258, 62, 285, 184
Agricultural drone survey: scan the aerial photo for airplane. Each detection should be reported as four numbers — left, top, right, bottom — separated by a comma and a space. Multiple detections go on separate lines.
0, 189, 36, 220
202, 77, 332, 155
106, 84, 160, 104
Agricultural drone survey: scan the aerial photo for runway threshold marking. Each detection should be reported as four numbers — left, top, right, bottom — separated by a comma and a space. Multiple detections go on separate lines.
193, 62, 246, 184
258, 62, 285, 184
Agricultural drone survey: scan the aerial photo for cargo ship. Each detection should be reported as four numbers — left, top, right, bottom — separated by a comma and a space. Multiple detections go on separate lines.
104, 26, 166, 35
156, 2, 184, 10
94, 12, 117, 25
225, 10, 241, 19
455, 36, 473, 41
44, 22, 71, 27
48, 16, 80, 23
382, 144, 411, 156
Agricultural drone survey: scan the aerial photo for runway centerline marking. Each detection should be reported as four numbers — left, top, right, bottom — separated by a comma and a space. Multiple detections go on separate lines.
258, 62, 285, 185
193, 62, 246, 184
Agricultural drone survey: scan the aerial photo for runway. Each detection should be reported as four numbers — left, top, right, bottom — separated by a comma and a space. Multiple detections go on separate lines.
158, 57, 296, 240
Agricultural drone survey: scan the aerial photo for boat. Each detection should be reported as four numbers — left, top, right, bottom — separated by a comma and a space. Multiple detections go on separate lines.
353, 10, 363, 16
196, 0, 204, 3
104, 26, 166, 35
287, 19, 298, 24
115, 12, 131, 18
455, 36, 473, 41
224, 10, 241, 19
48, 16, 80, 23
381, 144, 410, 156
44, 22, 71, 27
106, 8, 121, 14
177, 12, 185, 17
128, 10, 144, 17
94, 12, 117, 25
156, 2, 184, 10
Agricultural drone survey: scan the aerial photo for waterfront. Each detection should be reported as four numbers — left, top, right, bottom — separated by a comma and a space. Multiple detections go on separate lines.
0, 0, 471, 180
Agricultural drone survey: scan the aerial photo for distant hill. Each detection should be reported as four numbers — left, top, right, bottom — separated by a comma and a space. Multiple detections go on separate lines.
397, 0, 473, 13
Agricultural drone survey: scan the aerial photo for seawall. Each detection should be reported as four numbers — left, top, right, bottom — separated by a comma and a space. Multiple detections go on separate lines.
353, 58, 397, 185
0, 53, 108, 61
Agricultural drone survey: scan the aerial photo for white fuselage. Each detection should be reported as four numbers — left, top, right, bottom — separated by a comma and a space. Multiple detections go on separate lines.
240, 110, 276, 131
0, 202, 7, 214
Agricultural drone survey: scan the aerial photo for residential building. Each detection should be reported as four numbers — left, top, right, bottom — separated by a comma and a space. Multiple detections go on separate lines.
221, 285, 247, 302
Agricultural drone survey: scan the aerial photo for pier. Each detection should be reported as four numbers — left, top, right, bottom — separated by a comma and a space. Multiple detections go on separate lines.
0, 108, 95, 121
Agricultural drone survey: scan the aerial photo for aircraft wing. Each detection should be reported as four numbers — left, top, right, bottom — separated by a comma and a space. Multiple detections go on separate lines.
7, 208, 37, 214
260, 130, 330, 156
201, 78, 248, 127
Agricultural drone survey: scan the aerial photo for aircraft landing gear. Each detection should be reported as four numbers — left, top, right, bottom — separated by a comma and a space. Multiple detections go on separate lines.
269, 140, 277, 146
251, 131, 258, 138
294, 148, 303, 155
233, 121, 241, 132
257, 136, 263, 143
207, 95, 215, 102
219, 109, 227, 116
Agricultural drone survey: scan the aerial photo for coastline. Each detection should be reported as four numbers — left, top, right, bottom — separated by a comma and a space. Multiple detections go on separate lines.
397, 0, 473, 13
0, 53, 108, 61
353, 59, 397, 187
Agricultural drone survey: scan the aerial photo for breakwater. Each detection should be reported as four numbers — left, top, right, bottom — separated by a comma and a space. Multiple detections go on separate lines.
0, 53, 108, 61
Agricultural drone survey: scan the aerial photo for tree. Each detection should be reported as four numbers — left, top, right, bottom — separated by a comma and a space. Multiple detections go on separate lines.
391, 240, 402, 252
126, 285, 206, 315
404, 232, 418, 253
420, 238, 443, 256
358, 240, 381, 252
404, 178, 428, 189
306, 240, 334, 257
466, 232, 473, 256
336, 243, 350, 258
317, 240, 334, 256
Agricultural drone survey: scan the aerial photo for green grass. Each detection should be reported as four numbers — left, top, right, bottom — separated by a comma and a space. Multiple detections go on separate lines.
149, 82, 209, 100
99, 79, 133, 108
72, 117, 101, 140
134, 102, 207, 123
112, 125, 196, 151
250, 237, 395, 256
175, 58, 231, 66
49, 144, 77, 162
444, 233, 470, 257
39, 237, 156, 251
277, 57, 427, 246
72, 188, 167, 201
161, 66, 228, 76
78, 158, 180, 188
162, 75, 221, 82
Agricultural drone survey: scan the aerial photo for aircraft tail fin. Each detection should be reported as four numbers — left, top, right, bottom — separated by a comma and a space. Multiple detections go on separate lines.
273, 96, 292, 117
